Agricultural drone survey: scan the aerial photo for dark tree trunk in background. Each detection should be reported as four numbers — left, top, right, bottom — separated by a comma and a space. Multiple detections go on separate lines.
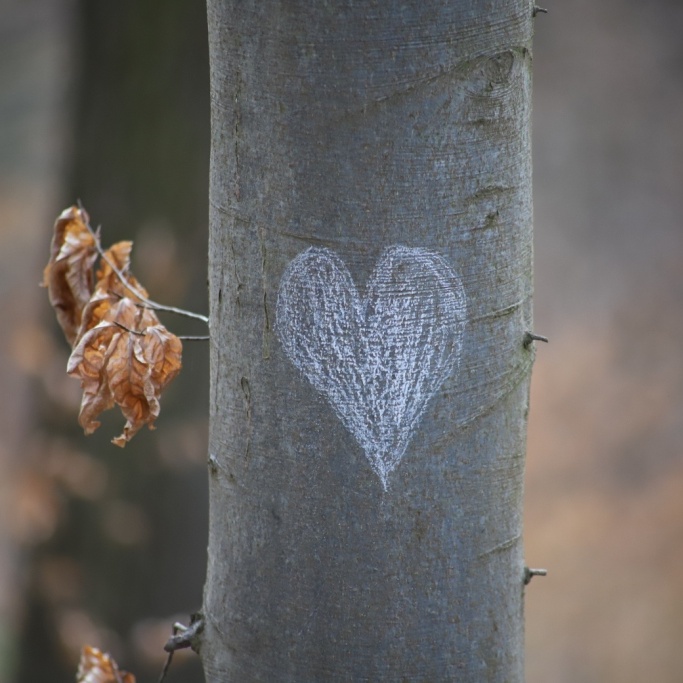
0, 3, 74, 680
204, 2, 534, 681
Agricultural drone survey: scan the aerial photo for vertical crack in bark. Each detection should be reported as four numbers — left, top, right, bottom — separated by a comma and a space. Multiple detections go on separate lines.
259, 223, 270, 359
229, 238, 243, 312
233, 69, 242, 202
240, 376, 252, 460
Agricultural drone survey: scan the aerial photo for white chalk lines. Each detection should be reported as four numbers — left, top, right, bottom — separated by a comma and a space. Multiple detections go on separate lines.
276, 245, 466, 489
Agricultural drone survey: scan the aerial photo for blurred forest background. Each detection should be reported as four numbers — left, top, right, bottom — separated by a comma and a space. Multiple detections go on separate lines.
1, 0, 682, 682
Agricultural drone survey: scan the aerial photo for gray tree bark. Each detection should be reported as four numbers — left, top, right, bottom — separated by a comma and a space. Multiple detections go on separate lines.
203, 2, 535, 681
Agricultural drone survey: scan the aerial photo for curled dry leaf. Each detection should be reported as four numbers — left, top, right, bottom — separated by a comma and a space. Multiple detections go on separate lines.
42, 206, 97, 345
77, 645, 136, 683
67, 313, 182, 446
74, 240, 151, 340
44, 205, 183, 445
67, 287, 182, 447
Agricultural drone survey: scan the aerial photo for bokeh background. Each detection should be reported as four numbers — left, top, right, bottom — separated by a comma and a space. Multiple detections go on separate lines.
1, 1, 209, 681
1, 1, 682, 681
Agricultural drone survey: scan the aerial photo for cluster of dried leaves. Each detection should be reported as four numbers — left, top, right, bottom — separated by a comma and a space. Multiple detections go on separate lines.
77, 645, 135, 683
43, 206, 183, 446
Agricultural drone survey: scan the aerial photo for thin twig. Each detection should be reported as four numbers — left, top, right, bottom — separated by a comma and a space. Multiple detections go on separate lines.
77, 200, 209, 325
157, 621, 183, 683
178, 335, 210, 341
158, 616, 204, 683
157, 650, 175, 683
523, 332, 549, 348
524, 566, 548, 585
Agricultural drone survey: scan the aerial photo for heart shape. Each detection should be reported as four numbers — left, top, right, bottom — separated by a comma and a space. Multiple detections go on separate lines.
276, 245, 466, 489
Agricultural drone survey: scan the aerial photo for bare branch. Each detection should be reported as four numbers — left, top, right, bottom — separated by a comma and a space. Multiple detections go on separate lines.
77, 200, 209, 325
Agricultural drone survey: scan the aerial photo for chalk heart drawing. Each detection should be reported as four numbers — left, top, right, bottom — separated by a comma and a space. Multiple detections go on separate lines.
276, 245, 466, 489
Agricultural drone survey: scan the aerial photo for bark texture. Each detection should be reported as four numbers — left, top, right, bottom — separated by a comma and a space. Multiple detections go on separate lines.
204, 2, 534, 680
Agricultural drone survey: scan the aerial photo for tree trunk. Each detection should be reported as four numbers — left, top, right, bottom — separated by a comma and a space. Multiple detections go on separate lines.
204, 2, 534, 681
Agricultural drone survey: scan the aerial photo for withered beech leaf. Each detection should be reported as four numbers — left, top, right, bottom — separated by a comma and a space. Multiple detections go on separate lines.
67, 298, 182, 447
42, 206, 97, 345
74, 243, 153, 342
45, 204, 184, 445
74, 289, 117, 340
77, 645, 136, 683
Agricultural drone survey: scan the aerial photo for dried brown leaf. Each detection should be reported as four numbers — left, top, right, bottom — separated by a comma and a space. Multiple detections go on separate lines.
67, 298, 182, 446
71, 241, 150, 341
45, 204, 185, 444
77, 645, 136, 683
75, 289, 117, 339
42, 206, 97, 345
